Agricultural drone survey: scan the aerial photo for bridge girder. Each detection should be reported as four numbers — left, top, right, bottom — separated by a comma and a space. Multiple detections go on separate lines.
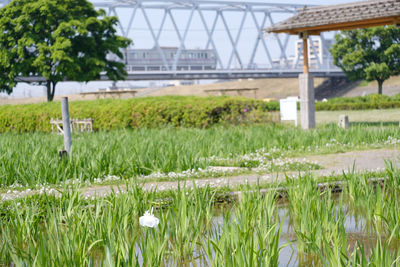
0, 0, 341, 78
89, 0, 338, 72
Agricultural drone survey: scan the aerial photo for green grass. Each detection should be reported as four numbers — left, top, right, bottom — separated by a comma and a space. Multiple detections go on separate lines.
315, 108, 400, 125
1, 123, 400, 187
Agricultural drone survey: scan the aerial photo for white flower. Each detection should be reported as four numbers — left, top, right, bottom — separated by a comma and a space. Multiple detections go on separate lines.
139, 208, 159, 228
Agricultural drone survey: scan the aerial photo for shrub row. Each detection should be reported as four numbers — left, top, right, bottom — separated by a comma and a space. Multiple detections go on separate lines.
2, 93, 400, 133
323, 93, 400, 104
0, 96, 279, 133
316, 101, 400, 111
315, 93, 400, 111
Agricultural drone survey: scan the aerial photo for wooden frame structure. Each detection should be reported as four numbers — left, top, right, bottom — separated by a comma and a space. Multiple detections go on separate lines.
204, 88, 259, 98
50, 118, 94, 134
80, 89, 137, 99
266, 0, 400, 129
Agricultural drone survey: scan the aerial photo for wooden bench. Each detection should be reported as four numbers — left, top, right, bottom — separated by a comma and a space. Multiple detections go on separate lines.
50, 118, 94, 134
204, 88, 259, 98
80, 89, 137, 99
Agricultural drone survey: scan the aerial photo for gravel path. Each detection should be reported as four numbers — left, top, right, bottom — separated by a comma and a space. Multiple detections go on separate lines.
79, 148, 400, 197
2, 148, 400, 201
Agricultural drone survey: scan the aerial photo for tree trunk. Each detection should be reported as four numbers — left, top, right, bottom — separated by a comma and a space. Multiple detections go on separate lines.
46, 80, 56, 102
377, 79, 384, 95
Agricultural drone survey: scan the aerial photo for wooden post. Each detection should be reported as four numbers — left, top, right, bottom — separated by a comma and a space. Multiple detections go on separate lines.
61, 97, 72, 155
302, 35, 309, 74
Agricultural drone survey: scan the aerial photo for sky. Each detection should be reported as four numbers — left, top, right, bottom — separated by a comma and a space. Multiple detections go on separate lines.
279, 0, 356, 4
0, 0, 360, 99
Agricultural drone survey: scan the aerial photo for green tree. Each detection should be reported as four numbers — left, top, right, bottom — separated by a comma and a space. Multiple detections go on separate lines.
330, 26, 400, 94
0, 0, 131, 101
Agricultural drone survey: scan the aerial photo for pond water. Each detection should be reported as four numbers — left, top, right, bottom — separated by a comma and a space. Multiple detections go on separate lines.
131, 202, 385, 267
80, 187, 398, 267
277, 206, 368, 266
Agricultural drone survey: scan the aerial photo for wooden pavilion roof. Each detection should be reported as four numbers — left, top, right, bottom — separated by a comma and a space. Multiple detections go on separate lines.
266, 0, 400, 35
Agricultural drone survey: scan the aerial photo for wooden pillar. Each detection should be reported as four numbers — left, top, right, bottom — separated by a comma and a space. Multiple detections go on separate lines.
302, 37, 309, 74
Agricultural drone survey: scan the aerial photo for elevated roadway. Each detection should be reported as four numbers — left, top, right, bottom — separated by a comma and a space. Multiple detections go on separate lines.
17, 69, 345, 83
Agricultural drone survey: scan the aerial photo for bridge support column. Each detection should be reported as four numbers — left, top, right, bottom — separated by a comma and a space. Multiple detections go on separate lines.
299, 73, 315, 129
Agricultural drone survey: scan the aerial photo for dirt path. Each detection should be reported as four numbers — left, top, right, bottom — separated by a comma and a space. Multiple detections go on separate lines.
78, 148, 400, 197
2, 148, 400, 201
305, 148, 400, 171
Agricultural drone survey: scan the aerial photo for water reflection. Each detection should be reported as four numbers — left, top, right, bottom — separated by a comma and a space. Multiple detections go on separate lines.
90, 197, 396, 266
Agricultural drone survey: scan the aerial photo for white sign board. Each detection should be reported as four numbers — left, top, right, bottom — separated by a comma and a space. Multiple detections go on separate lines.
280, 97, 298, 126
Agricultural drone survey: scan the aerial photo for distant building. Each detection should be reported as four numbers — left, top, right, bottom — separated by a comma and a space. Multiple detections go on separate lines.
272, 36, 334, 69
293, 37, 334, 69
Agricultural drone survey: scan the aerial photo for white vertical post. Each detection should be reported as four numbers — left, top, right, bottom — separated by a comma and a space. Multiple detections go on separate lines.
61, 97, 72, 155
338, 115, 349, 129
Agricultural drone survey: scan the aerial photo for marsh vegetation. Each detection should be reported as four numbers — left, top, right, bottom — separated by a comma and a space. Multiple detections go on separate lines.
1, 124, 400, 187
1, 167, 400, 266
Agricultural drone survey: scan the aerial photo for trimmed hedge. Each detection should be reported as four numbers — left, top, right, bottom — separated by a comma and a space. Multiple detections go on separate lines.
2, 93, 399, 133
316, 101, 400, 111
316, 93, 400, 111
0, 96, 279, 133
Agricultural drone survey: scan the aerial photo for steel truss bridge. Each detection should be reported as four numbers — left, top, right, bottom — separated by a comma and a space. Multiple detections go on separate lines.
0, 0, 344, 81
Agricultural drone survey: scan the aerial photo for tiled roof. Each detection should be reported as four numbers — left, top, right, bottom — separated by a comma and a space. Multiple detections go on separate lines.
267, 0, 400, 34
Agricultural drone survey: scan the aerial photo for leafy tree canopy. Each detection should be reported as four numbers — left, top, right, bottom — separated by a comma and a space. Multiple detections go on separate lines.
330, 26, 400, 94
0, 0, 131, 101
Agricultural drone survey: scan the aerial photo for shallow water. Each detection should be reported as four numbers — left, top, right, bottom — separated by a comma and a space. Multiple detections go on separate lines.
277, 205, 368, 266
205, 203, 388, 266
132, 203, 373, 266
86, 198, 394, 266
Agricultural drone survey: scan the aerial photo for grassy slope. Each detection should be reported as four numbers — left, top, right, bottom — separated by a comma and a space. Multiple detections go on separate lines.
0, 78, 328, 105
341, 76, 400, 97
148, 76, 400, 99
146, 77, 326, 99
2, 75, 400, 106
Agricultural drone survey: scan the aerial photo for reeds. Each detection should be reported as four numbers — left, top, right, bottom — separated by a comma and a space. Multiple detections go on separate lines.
204, 188, 284, 266
1, 123, 400, 187
2, 123, 400, 265
2, 166, 400, 266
